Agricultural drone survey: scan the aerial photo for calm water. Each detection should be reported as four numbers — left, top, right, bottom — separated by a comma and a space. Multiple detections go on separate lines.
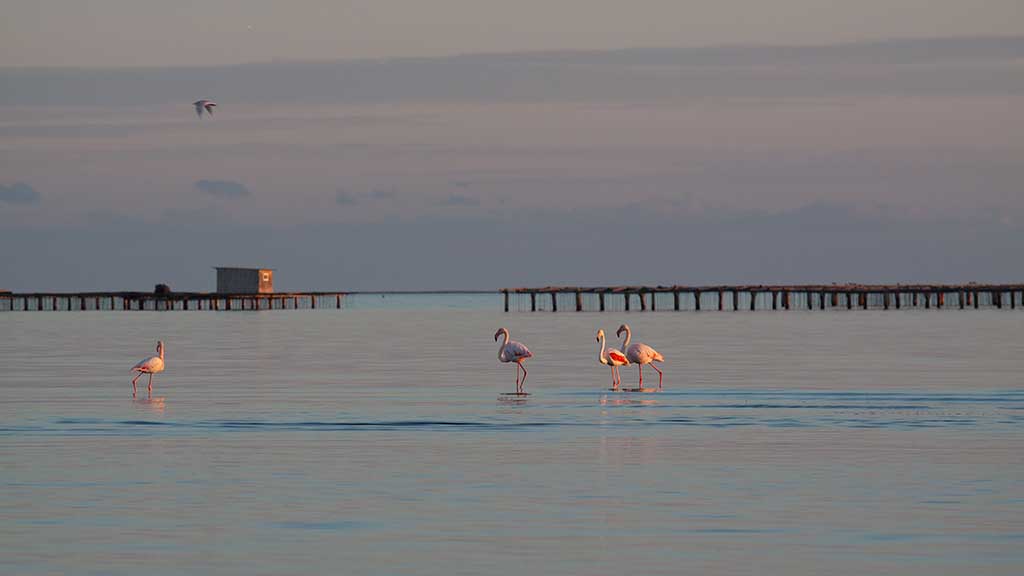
2, 302, 1023, 575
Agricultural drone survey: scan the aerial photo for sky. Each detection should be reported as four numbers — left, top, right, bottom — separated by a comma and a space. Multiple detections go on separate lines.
1, 2, 1023, 291
3, 1, 1024, 67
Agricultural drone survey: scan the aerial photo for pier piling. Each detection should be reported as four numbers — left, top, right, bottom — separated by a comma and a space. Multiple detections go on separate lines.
498, 284, 1023, 313
5, 285, 1023, 314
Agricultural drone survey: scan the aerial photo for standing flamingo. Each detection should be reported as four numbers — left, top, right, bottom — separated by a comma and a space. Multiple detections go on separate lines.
596, 329, 629, 390
130, 341, 165, 397
494, 327, 533, 394
616, 324, 665, 390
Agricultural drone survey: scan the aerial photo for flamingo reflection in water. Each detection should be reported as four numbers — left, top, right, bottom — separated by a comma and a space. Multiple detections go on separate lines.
132, 396, 167, 414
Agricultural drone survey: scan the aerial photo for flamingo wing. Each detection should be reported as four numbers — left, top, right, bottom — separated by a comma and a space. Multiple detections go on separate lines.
608, 349, 629, 366
502, 340, 532, 362
627, 343, 663, 364
132, 355, 164, 373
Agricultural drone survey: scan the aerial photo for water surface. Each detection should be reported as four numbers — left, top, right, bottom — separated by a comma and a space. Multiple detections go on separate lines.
2, 306, 1022, 575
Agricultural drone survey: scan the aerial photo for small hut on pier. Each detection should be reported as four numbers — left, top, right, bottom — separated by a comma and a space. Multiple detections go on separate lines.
215, 267, 274, 294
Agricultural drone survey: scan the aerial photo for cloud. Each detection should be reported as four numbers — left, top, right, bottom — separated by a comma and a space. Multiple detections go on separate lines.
369, 187, 398, 200
335, 186, 402, 207
0, 182, 40, 204
195, 179, 250, 198
5, 202, 1023, 292
336, 189, 358, 205
438, 194, 480, 207
2, 36, 1022, 107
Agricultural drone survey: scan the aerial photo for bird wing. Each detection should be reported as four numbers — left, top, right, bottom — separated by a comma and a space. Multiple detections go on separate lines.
503, 340, 532, 361
194, 101, 204, 117
628, 343, 664, 363
132, 355, 163, 372
205, 102, 216, 115
608, 349, 629, 365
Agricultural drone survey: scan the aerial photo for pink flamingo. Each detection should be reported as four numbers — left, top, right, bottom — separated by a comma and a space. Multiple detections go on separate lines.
616, 324, 664, 389
130, 341, 165, 397
596, 329, 629, 390
494, 327, 533, 394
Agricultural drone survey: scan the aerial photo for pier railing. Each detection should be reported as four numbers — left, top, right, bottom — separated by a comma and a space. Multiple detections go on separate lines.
501, 284, 1024, 312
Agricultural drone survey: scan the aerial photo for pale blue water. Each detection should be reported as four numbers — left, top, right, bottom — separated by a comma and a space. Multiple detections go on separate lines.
2, 303, 1023, 575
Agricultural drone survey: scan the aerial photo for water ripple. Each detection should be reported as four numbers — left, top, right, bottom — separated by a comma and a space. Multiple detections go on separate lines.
21, 396, 1022, 435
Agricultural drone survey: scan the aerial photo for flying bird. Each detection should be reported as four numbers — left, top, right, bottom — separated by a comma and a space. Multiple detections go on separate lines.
494, 327, 533, 394
193, 99, 217, 118
616, 324, 664, 390
596, 329, 628, 390
131, 340, 166, 397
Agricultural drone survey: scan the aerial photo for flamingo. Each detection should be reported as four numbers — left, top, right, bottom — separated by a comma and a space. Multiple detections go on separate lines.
193, 100, 217, 118
494, 327, 533, 394
616, 324, 665, 390
130, 341, 165, 397
596, 329, 629, 390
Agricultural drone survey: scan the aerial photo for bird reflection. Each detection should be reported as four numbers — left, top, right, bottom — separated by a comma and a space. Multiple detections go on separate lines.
599, 395, 658, 407
132, 396, 167, 414
497, 394, 529, 406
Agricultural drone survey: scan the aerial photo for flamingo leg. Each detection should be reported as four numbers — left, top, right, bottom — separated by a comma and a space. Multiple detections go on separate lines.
520, 361, 528, 391
514, 363, 520, 393
132, 372, 141, 396
637, 364, 644, 388
651, 363, 663, 389
148, 373, 153, 395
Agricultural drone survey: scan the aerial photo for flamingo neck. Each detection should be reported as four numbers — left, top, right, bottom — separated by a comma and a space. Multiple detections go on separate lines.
497, 329, 510, 358
598, 333, 608, 365
158, 345, 164, 360
620, 327, 631, 351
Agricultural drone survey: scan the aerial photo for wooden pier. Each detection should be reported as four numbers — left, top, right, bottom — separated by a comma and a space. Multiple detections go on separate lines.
0, 291, 355, 312
4, 285, 1022, 313
0, 290, 501, 312
501, 284, 1024, 312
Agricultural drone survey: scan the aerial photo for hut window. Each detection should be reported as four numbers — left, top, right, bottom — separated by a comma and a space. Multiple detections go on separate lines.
262, 272, 270, 282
